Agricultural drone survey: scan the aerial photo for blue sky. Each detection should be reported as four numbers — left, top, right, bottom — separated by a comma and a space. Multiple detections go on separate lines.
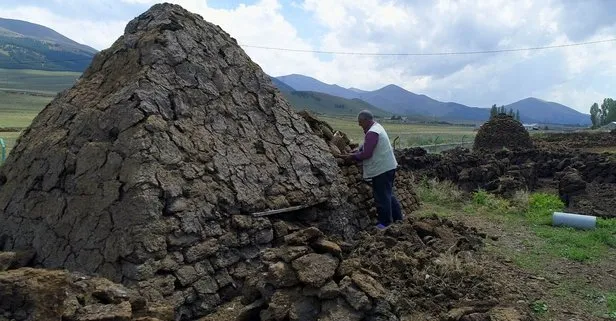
1, 0, 615, 113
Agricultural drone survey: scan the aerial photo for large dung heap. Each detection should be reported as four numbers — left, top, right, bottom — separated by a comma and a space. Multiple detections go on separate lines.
0, 3, 534, 321
473, 114, 533, 151
0, 3, 377, 318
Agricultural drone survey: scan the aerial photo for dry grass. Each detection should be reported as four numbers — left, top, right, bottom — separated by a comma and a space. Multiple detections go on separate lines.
510, 189, 531, 213
431, 253, 484, 278
415, 178, 466, 205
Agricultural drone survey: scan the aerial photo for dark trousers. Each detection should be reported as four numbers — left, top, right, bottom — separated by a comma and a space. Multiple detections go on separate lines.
371, 169, 403, 226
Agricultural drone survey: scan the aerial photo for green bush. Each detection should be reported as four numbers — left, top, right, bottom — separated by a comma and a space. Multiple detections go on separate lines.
526, 193, 565, 225
608, 293, 616, 314
472, 190, 510, 212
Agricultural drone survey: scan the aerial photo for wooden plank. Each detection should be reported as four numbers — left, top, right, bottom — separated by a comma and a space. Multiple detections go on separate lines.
251, 199, 327, 217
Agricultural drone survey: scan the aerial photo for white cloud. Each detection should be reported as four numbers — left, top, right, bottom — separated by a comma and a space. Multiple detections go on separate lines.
1, 0, 615, 113
297, 0, 616, 112
0, 6, 126, 50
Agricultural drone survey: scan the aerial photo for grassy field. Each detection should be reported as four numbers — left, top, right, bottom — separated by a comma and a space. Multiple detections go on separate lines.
0, 68, 74, 161
415, 179, 616, 320
0, 91, 52, 128
0, 68, 478, 156
0, 91, 51, 161
322, 115, 477, 147
0, 68, 80, 94
0, 93, 480, 159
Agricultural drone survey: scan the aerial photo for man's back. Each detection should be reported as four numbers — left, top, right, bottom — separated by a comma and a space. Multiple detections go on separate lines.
362, 122, 398, 179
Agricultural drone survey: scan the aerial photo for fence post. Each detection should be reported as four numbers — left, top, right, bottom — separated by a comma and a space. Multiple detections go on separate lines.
0, 138, 5, 163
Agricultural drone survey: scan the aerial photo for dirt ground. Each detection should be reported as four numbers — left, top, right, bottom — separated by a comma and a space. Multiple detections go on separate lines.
416, 202, 616, 321
533, 132, 616, 152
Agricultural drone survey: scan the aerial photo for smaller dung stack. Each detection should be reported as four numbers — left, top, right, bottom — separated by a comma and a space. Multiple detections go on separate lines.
473, 114, 533, 151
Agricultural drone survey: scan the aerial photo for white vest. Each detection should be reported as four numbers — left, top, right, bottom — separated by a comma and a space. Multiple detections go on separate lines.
362, 122, 398, 179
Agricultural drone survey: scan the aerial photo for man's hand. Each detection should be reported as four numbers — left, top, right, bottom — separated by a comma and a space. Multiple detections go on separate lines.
340, 154, 355, 162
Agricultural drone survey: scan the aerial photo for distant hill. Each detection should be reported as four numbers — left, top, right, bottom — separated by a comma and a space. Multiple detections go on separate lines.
275, 74, 591, 125
270, 77, 296, 92
281, 91, 390, 117
505, 98, 590, 125
0, 18, 97, 72
269, 75, 390, 117
277, 74, 358, 99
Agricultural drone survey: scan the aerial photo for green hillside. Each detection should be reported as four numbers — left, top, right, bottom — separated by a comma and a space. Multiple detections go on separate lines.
281, 90, 391, 117
0, 18, 96, 72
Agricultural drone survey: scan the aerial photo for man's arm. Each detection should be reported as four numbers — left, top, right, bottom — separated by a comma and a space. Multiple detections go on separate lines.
352, 132, 378, 161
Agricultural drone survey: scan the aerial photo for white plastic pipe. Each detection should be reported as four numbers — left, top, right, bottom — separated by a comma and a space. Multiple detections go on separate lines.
552, 212, 597, 230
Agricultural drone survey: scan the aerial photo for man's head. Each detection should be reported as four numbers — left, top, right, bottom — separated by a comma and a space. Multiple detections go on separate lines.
357, 110, 374, 130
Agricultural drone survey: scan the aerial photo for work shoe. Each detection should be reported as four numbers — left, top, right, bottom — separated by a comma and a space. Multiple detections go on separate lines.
375, 223, 389, 230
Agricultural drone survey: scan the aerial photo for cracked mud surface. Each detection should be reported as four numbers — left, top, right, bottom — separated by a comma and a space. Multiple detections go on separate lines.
0, 4, 398, 319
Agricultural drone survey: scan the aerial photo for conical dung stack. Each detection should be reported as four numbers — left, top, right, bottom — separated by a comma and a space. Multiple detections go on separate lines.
0, 3, 365, 318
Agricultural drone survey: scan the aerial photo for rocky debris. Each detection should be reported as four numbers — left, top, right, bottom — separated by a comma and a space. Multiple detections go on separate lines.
444, 304, 533, 321
209, 221, 531, 321
0, 250, 35, 271
473, 115, 533, 151
556, 167, 587, 207
533, 131, 616, 150
395, 147, 442, 170
0, 4, 389, 319
283, 227, 324, 245
343, 216, 529, 320
565, 182, 616, 218
311, 238, 342, 256
396, 143, 616, 217
238, 227, 398, 321
299, 110, 356, 155
482, 163, 537, 198
345, 216, 494, 317
0, 267, 172, 321
291, 253, 339, 287
197, 298, 263, 321
396, 147, 535, 197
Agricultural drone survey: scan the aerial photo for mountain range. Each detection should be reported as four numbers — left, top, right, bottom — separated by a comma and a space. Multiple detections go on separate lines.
275, 74, 591, 125
0, 18, 97, 72
0, 18, 591, 125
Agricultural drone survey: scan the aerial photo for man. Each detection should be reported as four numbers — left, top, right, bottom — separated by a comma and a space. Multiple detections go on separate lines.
343, 110, 402, 229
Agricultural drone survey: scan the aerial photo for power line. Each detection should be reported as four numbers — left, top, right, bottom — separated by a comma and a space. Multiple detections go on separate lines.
241, 38, 616, 56
1, 37, 615, 67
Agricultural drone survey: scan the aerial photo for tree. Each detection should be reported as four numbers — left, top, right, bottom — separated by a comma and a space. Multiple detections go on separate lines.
590, 102, 600, 128
600, 100, 609, 126
508, 108, 514, 117
515, 110, 521, 122
603, 98, 616, 124
499, 105, 506, 114
490, 104, 498, 119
